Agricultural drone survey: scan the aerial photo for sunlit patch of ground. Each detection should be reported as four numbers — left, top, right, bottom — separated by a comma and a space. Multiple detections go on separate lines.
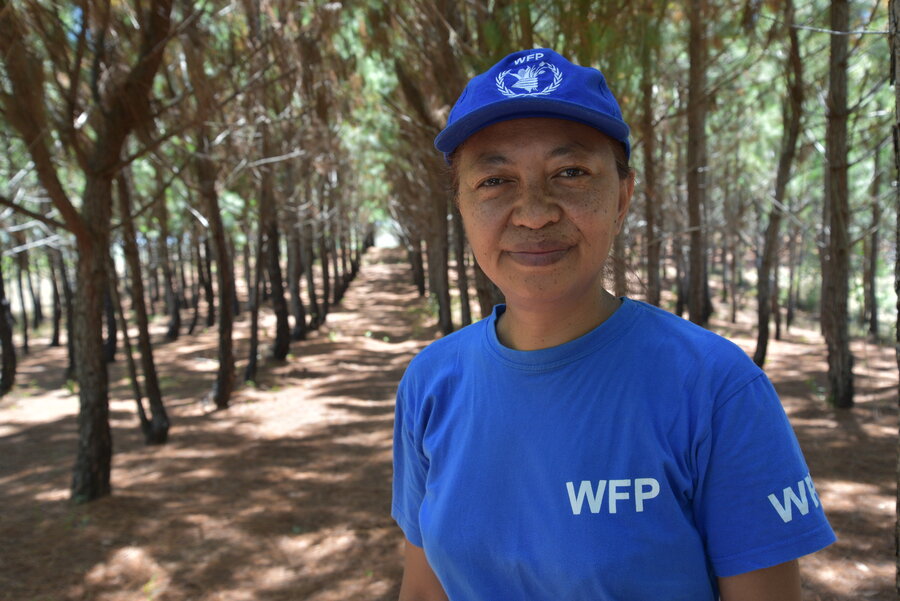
0, 248, 896, 600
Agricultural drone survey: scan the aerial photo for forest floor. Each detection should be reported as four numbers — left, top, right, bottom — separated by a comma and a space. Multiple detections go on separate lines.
0, 247, 896, 601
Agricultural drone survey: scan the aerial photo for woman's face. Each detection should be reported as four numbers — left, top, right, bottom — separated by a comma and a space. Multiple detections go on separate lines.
455, 117, 633, 312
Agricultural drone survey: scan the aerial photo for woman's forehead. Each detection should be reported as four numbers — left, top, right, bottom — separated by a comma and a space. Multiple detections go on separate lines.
458, 118, 615, 165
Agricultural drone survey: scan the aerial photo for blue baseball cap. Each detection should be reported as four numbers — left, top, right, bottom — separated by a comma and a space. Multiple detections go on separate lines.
435, 48, 631, 160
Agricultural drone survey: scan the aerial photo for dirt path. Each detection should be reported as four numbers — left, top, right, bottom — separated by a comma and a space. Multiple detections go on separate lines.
0, 248, 896, 600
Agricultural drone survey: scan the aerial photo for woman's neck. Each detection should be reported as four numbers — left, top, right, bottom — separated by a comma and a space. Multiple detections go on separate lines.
495, 289, 621, 351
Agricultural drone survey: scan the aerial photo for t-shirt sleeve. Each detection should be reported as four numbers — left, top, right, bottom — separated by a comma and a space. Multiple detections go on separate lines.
692, 371, 836, 577
391, 381, 427, 547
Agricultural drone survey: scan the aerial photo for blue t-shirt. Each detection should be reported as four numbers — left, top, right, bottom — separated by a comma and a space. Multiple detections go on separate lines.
392, 299, 835, 600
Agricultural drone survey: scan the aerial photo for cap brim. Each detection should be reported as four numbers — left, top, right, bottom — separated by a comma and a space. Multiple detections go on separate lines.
434, 96, 630, 158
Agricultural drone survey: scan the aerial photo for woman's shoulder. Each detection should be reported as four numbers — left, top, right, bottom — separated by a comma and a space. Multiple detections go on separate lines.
624, 299, 764, 389
404, 315, 491, 379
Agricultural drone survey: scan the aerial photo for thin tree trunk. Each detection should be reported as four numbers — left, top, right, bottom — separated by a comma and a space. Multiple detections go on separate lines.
103, 288, 116, 363
15, 252, 28, 354
613, 226, 627, 297
202, 236, 215, 327
25, 253, 42, 328
863, 143, 882, 338
428, 195, 453, 335
786, 221, 799, 330
108, 255, 154, 442
302, 217, 321, 329
821, 0, 854, 408
117, 173, 169, 443
754, 1, 803, 366
0, 257, 16, 396
891, 0, 900, 591
259, 124, 290, 360
47, 248, 62, 347
56, 248, 75, 380
687, 0, 709, 325
195, 129, 235, 410
451, 207, 472, 327
155, 168, 180, 341
641, 27, 661, 306
286, 172, 308, 341
245, 226, 264, 384
408, 237, 426, 297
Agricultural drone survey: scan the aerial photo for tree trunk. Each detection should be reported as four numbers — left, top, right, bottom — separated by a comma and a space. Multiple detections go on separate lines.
286, 171, 308, 341
687, 0, 709, 326
641, 28, 661, 307
888, 0, 899, 589
117, 174, 169, 444
613, 226, 627, 297
155, 169, 180, 341
108, 256, 155, 444
103, 288, 116, 363
863, 143, 882, 339
259, 125, 290, 360
56, 248, 76, 380
245, 226, 264, 384
47, 248, 62, 347
0, 256, 16, 396
195, 129, 235, 410
71, 176, 114, 503
15, 252, 28, 354
25, 253, 43, 328
451, 207, 472, 327
408, 237, 426, 297
427, 194, 453, 335
202, 236, 216, 327
754, 1, 803, 366
820, 0, 854, 408
302, 217, 321, 329
786, 221, 799, 331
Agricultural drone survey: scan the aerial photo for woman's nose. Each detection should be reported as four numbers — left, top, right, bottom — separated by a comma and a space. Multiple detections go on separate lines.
510, 181, 561, 230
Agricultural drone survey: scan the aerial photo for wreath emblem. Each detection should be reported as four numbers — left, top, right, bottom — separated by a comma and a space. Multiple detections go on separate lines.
495, 62, 563, 97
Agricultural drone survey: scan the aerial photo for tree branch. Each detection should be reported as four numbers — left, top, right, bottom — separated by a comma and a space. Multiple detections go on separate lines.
0, 194, 67, 231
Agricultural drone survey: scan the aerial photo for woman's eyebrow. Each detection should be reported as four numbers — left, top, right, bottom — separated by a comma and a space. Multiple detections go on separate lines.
471, 152, 510, 167
547, 143, 589, 158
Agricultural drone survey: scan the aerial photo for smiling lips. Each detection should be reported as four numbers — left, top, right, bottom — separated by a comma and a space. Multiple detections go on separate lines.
505, 244, 572, 267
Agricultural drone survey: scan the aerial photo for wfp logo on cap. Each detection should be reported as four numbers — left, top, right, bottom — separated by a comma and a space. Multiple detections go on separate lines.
495, 52, 563, 98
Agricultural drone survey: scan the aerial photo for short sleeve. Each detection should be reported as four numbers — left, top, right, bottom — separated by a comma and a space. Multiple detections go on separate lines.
693, 372, 836, 577
391, 384, 427, 547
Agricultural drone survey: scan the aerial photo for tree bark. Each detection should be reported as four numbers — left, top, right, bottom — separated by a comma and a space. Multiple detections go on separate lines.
195, 129, 236, 410
820, 0, 854, 408
117, 173, 169, 444
55, 248, 76, 380
259, 124, 290, 360
754, 1, 803, 366
15, 251, 28, 354
427, 194, 453, 335
640, 30, 661, 307
408, 237, 427, 297
0, 256, 16, 396
687, 0, 709, 326
451, 207, 472, 327
103, 288, 116, 363
245, 226, 264, 384
47, 248, 62, 347
863, 143, 882, 338
155, 168, 180, 341
888, 0, 899, 591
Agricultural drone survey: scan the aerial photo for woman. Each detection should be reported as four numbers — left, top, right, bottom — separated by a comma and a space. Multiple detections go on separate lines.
392, 48, 834, 601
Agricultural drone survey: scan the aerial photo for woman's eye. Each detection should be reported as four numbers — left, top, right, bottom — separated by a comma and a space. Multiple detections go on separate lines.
559, 167, 586, 178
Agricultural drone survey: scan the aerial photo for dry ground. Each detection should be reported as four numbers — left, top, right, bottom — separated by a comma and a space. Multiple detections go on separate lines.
0, 248, 896, 600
